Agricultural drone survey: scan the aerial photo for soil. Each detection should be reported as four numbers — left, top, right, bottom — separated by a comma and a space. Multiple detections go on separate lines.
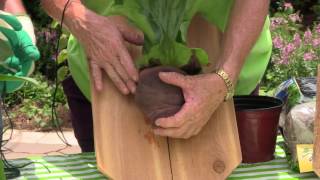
135, 66, 186, 125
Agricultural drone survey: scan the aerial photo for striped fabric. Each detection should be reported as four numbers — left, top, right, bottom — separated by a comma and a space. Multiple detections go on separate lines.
9, 153, 106, 180
8, 136, 319, 180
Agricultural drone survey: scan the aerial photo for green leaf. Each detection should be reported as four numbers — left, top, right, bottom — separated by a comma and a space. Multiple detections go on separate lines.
0, 74, 38, 85
192, 48, 209, 65
57, 49, 68, 64
108, 5, 156, 43
136, 42, 192, 68
50, 21, 59, 29
58, 34, 69, 50
110, 0, 208, 69
57, 66, 69, 82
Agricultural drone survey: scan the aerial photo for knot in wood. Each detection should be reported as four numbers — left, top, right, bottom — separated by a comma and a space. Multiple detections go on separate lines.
213, 160, 225, 174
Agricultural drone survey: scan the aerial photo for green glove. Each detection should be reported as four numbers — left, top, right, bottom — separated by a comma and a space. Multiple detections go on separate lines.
0, 11, 40, 93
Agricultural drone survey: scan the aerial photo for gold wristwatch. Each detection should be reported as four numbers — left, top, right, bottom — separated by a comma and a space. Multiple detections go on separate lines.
214, 69, 234, 101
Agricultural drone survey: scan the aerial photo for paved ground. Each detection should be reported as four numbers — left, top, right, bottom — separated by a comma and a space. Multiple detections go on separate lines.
2, 130, 81, 159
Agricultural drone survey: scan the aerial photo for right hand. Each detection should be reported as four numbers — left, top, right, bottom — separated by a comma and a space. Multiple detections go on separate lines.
72, 10, 144, 95
0, 11, 40, 93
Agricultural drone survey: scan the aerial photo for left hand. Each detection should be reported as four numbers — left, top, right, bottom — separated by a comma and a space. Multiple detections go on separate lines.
154, 72, 228, 139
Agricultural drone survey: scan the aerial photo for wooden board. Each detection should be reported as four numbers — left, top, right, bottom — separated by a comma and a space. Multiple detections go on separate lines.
91, 76, 172, 180
91, 15, 241, 180
313, 65, 320, 177
169, 15, 242, 180
170, 101, 242, 179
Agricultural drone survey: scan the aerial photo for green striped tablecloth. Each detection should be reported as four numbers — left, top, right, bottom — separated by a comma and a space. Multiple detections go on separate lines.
7, 136, 319, 180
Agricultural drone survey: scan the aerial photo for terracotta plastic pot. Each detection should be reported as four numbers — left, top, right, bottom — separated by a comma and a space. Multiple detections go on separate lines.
234, 96, 283, 163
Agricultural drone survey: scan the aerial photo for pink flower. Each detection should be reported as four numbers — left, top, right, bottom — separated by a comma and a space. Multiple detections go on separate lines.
304, 29, 313, 44
273, 36, 283, 49
303, 52, 316, 61
312, 38, 320, 47
293, 33, 301, 47
279, 43, 295, 65
283, 43, 295, 54
284, 2, 293, 10
289, 13, 302, 23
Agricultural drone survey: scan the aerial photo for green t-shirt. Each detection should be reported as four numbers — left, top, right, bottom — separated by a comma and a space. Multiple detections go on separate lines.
68, 0, 272, 100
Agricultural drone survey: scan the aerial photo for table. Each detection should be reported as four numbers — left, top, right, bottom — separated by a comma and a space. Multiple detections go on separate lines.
7, 136, 318, 180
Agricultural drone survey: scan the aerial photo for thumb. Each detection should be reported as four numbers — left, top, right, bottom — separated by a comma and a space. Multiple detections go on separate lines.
120, 27, 144, 46
159, 72, 187, 89
109, 16, 144, 45
23, 45, 40, 61
116, 22, 144, 45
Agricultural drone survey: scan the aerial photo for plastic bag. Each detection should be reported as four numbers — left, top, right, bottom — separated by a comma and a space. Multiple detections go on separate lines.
275, 77, 316, 172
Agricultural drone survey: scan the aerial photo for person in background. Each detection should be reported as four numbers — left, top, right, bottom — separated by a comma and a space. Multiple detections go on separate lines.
0, 0, 39, 93
40, 0, 271, 152
0, 0, 39, 144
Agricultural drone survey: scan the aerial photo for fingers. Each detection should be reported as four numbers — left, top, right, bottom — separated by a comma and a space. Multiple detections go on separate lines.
118, 45, 139, 81
111, 57, 136, 93
0, 12, 22, 30
102, 62, 130, 95
88, 45, 137, 94
91, 60, 133, 95
159, 72, 187, 89
155, 104, 190, 128
0, 26, 19, 47
23, 45, 40, 61
121, 29, 144, 46
90, 62, 103, 91
154, 123, 198, 139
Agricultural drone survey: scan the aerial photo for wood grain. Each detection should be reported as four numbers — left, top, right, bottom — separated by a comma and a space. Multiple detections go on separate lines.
169, 100, 242, 179
91, 75, 172, 180
169, 15, 242, 180
313, 65, 320, 177
91, 15, 241, 180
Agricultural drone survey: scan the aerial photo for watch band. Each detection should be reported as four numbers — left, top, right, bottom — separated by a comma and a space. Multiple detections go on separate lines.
214, 69, 234, 101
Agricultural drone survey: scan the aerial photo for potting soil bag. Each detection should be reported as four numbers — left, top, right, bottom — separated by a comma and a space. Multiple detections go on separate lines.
283, 102, 315, 171
275, 77, 317, 172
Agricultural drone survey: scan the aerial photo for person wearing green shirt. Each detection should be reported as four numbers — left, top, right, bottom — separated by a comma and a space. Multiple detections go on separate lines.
41, 0, 271, 151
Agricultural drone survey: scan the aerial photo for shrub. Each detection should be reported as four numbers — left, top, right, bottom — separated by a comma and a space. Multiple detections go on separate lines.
3, 74, 69, 131
262, 2, 320, 90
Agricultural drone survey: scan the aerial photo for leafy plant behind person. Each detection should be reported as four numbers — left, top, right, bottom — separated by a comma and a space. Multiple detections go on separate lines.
262, 2, 320, 90
3, 74, 68, 130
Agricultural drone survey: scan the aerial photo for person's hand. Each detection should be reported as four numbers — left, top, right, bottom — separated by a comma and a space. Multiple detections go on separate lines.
0, 11, 40, 93
153, 72, 228, 139
72, 10, 143, 95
